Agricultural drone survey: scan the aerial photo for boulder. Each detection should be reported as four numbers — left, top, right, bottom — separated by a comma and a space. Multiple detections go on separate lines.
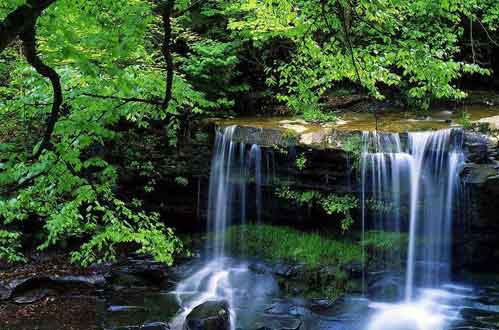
184, 300, 230, 330
109, 257, 169, 289
342, 261, 363, 278
0, 272, 108, 304
307, 299, 333, 312
464, 132, 489, 163
272, 264, 298, 278
141, 321, 170, 330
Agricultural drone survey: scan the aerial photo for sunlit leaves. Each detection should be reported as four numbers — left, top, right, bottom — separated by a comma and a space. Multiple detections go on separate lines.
229, 0, 491, 112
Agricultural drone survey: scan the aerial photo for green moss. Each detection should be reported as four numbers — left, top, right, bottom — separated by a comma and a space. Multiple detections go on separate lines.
362, 230, 408, 252
223, 224, 363, 301
362, 230, 408, 269
225, 224, 362, 267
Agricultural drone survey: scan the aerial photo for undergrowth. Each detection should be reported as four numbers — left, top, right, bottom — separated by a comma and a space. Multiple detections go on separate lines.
225, 224, 362, 267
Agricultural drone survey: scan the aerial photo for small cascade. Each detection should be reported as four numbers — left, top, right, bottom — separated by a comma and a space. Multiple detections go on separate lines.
360, 132, 409, 289
362, 129, 467, 330
172, 126, 277, 329
206, 126, 267, 258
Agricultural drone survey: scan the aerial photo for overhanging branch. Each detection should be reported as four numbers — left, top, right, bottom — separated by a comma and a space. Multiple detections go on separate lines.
0, 0, 56, 53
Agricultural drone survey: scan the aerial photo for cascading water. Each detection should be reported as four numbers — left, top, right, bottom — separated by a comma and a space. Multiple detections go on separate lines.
362, 128, 468, 330
171, 126, 277, 329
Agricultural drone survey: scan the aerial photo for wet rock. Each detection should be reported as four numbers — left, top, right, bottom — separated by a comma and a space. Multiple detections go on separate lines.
13, 288, 51, 304
141, 321, 170, 330
107, 305, 147, 312
307, 299, 333, 312
461, 161, 499, 272
265, 300, 309, 318
0, 284, 12, 300
288, 305, 308, 317
248, 262, 272, 274
1, 273, 107, 304
109, 257, 169, 289
272, 264, 297, 278
265, 301, 294, 315
465, 135, 489, 163
49, 274, 106, 286
477, 115, 499, 130
461, 307, 499, 326
368, 274, 403, 301
184, 300, 230, 330
255, 315, 302, 330
342, 261, 363, 278
318, 266, 337, 281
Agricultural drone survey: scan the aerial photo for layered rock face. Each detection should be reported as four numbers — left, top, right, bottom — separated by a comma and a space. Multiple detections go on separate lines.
154, 121, 499, 273
461, 133, 499, 271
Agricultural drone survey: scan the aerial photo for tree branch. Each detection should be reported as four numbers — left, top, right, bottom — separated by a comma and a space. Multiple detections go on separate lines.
1, 101, 129, 195
0, 0, 56, 53
20, 24, 63, 159
81, 93, 162, 106
173, 0, 205, 18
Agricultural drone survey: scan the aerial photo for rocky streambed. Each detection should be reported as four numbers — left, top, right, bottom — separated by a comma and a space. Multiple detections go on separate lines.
2, 255, 499, 330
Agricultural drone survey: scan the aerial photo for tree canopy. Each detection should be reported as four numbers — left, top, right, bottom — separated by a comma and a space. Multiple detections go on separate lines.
0, 0, 498, 265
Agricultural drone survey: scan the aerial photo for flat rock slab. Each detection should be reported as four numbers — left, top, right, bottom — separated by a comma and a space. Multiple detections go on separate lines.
107, 305, 148, 312
255, 315, 302, 330
13, 288, 52, 304
1, 273, 106, 303
477, 115, 499, 130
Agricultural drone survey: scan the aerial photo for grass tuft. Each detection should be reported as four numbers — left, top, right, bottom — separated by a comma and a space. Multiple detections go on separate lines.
225, 224, 362, 267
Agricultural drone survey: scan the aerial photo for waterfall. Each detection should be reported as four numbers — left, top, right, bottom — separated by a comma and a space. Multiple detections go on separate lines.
207, 126, 264, 258
363, 129, 466, 330
171, 126, 277, 329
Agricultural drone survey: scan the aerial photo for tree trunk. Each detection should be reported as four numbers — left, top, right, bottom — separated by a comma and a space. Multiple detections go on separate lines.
0, 0, 56, 53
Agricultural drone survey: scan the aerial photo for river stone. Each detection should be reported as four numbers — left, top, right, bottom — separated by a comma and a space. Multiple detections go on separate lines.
110, 257, 169, 288
248, 262, 272, 274
13, 288, 51, 304
107, 305, 147, 312
184, 300, 230, 330
342, 261, 363, 278
307, 299, 333, 312
141, 321, 170, 330
0, 284, 12, 300
49, 274, 106, 286
272, 264, 297, 278
255, 315, 302, 330
265, 301, 294, 315
2, 273, 107, 303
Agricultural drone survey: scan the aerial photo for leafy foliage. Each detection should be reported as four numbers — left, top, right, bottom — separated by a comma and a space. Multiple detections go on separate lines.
0, 230, 25, 263
228, 0, 493, 112
1, 0, 498, 266
276, 186, 358, 231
